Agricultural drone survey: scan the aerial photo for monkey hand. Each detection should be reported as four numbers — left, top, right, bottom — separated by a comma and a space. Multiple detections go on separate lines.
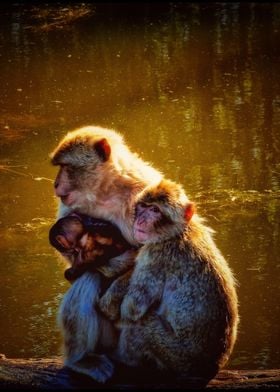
97, 249, 137, 278
98, 291, 120, 321
99, 269, 132, 320
120, 293, 150, 322
98, 270, 131, 320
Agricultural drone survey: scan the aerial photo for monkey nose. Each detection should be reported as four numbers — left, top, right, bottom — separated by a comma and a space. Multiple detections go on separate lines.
54, 186, 69, 198
54, 180, 68, 197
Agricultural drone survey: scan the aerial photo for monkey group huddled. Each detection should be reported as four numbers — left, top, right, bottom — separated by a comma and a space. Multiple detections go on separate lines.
50, 126, 239, 385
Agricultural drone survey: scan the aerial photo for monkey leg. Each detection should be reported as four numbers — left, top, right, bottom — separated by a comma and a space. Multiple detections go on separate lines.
57, 272, 116, 382
117, 314, 219, 385
115, 315, 166, 369
98, 269, 132, 320
116, 314, 199, 375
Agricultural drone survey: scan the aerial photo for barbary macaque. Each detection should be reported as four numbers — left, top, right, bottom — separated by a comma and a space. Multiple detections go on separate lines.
99, 179, 239, 384
49, 213, 131, 282
51, 126, 162, 381
51, 126, 162, 243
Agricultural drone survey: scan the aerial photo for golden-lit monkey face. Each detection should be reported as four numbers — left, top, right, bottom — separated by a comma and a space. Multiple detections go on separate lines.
52, 136, 112, 209
133, 179, 195, 244
133, 202, 164, 244
54, 165, 85, 207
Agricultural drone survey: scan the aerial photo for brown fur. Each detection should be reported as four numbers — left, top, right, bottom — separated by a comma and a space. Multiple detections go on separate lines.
51, 126, 162, 382
51, 126, 162, 244
49, 214, 131, 282
99, 179, 239, 383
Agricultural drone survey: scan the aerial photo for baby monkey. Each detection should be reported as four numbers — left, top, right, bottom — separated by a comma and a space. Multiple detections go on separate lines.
49, 213, 131, 282
50, 214, 135, 382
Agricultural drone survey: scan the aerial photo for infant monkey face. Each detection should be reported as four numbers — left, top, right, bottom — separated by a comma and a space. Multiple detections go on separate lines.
64, 232, 124, 282
49, 213, 131, 282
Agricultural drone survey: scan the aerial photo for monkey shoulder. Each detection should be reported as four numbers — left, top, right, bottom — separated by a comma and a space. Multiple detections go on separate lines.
157, 236, 233, 319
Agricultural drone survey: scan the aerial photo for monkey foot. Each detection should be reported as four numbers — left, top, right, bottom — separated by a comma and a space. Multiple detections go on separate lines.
66, 354, 114, 383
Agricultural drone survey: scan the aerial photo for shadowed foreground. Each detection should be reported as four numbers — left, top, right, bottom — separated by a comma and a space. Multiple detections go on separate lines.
0, 355, 279, 390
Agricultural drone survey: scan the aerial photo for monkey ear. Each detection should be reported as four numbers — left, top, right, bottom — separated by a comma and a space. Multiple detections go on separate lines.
94, 138, 111, 162
184, 202, 195, 222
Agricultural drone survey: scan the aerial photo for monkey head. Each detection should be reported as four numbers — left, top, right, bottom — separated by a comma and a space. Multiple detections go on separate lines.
50, 126, 125, 210
49, 213, 131, 282
49, 215, 85, 253
133, 179, 195, 244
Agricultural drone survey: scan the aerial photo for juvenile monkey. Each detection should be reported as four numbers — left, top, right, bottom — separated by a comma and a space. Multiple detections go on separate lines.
51, 126, 162, 381
99, 179, 239, 384
49, 213, 131, 282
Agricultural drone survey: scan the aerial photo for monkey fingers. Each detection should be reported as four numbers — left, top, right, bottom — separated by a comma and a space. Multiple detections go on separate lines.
120, 293, 150, 322
97, 249, 137, 278
98, 292, 120, 321
98, 270, 132, 320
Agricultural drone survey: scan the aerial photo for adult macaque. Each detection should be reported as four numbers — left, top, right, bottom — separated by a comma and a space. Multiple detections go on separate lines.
49, 213, 131, 282
51, 126, 162, 381
51, 126, 162, 243
99, 179, 239, 385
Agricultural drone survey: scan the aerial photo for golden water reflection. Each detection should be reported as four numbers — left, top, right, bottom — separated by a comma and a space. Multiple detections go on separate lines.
0, 3, 279, 369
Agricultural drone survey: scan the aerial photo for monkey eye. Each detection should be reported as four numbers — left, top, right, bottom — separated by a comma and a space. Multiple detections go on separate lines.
150, 205, 160, 213
137, 202, 147, 209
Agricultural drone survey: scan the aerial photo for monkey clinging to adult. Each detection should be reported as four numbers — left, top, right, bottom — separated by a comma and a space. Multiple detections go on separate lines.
98, 179, 239, 385
49, 213, 131, 282
51, 126, 162, 382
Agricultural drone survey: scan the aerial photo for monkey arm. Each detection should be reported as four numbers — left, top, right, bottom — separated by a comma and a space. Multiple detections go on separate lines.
96, 249, 137, 278
98, 269, 133, 320
120, 263, 164, 322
